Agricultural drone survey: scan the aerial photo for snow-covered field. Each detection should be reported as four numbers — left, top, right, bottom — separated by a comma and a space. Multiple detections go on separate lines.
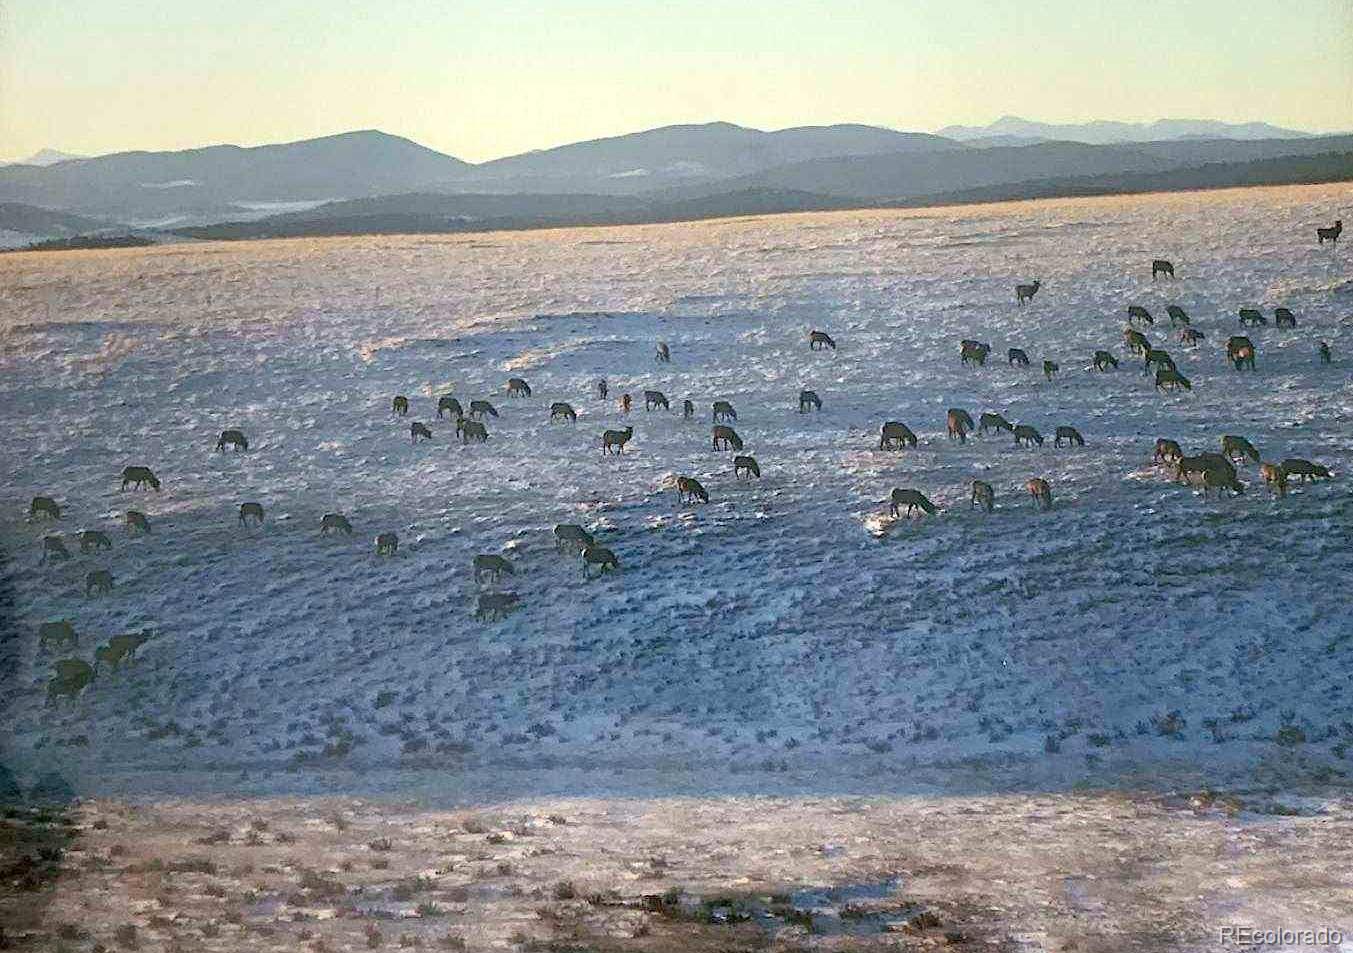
2, 183, 1352, 796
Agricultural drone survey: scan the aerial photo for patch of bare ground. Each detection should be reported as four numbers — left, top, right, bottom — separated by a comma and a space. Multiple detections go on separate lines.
2, 791, 1350, 952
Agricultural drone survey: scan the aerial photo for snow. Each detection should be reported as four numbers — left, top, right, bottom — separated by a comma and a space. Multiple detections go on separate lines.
1, 182, 1351, 798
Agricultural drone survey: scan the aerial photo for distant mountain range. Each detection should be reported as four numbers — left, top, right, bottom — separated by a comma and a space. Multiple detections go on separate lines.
938, 115, 1314, 145
2, 117, 1348, 248
2, 148, 86, 167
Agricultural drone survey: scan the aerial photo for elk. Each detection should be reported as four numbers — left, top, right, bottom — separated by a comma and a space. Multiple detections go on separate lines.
683, 399, 694, 419
1317, 220, 1342, 244
1143, 349, 1176, 376
621, 393, 632, 414
970, 480, 994, 513
1221, 435, 1260, 464
42, 536, 71, 564
1093, 350, 1119, 371
1026, 478, 1053, 510
1152, 259, 1175, 279
38, 620, 78, 650
1260, 462, 1288, 497
125, 511, 151, 535
879, 421, 918, 450
1227, 335, 1256, 370
1054, 426, 1084, 447
1007, 347, 1030, 366
889, 488, 937, 518
320, 513, 353, 535
392, 395, 409, 416
457, 419, 489, 443
960, 341, 990, 366
1166, 305, 1190, 326
1155, 368, 1192, 392
239, 502, 264, 526
655, 341, 672, 362
712, 425, 743, 451
712, 400, 737, 421
121, 466, 161, 491
1281, 458, 1331, 482
644, 390, 669, 411
216, 429, 248, 452
1015, 280, 1041, 305
582, 544, 619, 578
476, 592, 520, 621
798, 390, 822, 413
438, 395, 464, 419
79, 530, 112, 553
474, 554, 515, 582
1318, 341, 1332, 364
978, 412, 1013, 435
603, 426, 634, 454
676, 476, 710, 504
1154, 438, 1183, 464
47, 659, 94, 704
597, 379, 609, 400
30, 496, 61, 520
1201, 467, 1245, 497
553, 524, 594, 552
469, 400, 499, 419
1043, 360, 1059, 381
946, 409, 974, 443
1013, 425, 1044, 447
1274, 307, 1296, 328
733, 455, 761, 479
375, 532, 398, 556
507, 377, 532, 397
86, 569, 114, 597
410, 422, 433, 443
1238, 308, 1266, 327
809, 330, 837, 350
1124, 328, 1151, 355
1127, 306, 1155, 326
1179, 328, 1205, 346
550, 402, 577, 423
1176, 454, 1236, 486
95, 631, 152, 672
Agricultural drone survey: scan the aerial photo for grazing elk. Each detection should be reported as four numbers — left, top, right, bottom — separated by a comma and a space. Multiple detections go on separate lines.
1155, 368, 1192, 391
978, 412, 1014, 436
1201, 467, 1245, 497
1227, 335, 1256, 371
1154, 438, 1184, 464
38, 620, 78, 650
216, 429, 248, 452
1175, 454, 1235, 486
476, 592, 520, 621
320, 513, 353, 535
1221, 435, 1260, 464
1093, 350, 1119, 371
809, 330, 837, 351
1124, 328, 1151, 355
1015, 280, 1041, 305
733, 455, 761, 479
1008, 347, 1030, 366
582, 544, 620, 579
1317, 220, 1342, 244
676, 476, 710, 504
457, 419, 489, 443
1260, 462, 1288, 497
1274, 307, 1297, 328
410, 422, 433, 443
712, 400, 737, 421
1013, 425, 1044, 447
438, 395, 464, 419
683, 399, 694, 419
1319, 341, 1332, 364
1043, 360, 1059, 381
1127, 306, 1155, 326
42, 536, 71, 564
47, 659, 94, 704
239, 502, 264, 526
507, 377, 531, 397
550, 402, 577, 423
125, 511, 151, 535
947, 408, 974, 443
95, 632, 152, 672
970, 480, 994, 513
474, 554, 515, 583
374, 532, 398, 556
30, 496, 61, 520
1179, 328, 1205, 346
603, 426, 634, 454
889, 488, 937, 518
469, 400, 499, 419
655, 341, 672, 363
1054, 426, 1085, 448
1026, 477, 1053, 510
1281, 458, 1332, 482
799, 390, 822, 413
960, 340, 990, 366
880, 421, 918, 450
1166, 305, 1190, 326
121, 466, 161, 491
712, 425, 744, 451
553, 524, 594, 553
1143, 349, 1176, 376
86, 569, 114, 597
597, 379, 609, 400
392, 395, 409, 416
644, 390, 669, 411
79, 530, 112, 553
621, 393, 632, 414
1238, 308, 1266, 327
1152, 259, 1175, 279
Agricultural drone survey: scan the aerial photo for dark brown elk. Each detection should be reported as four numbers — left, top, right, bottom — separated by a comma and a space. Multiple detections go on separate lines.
1200, 467, 1245, 497
42, 536, 71, 563
946, 409, 974, 443
644, 390, 669, 411
1317, 220, 1342, 244
125, 510, 151, 535
597, 378, 609, 399
1152, 259, 1174, 279
733, 455, 761, 479
476, 592, 520, 620
239, 502, 264, 526
320, 513, 353, 535
507, 377, 531, 397
798, 390, 822, 412
809, 330, 837, 351
86, 569, 114, 596
1175, 454, 1236, 486
978, 412, 1013, 435
1281, 458, 1332, 482
603, 426, 634, 454
1260, 462, 1288, 497
550, 402, 577, 423
970, 480, 994, 513
1043, 360, 1059, 381
1274, 307, 1296, 328
1015, 280, 1041, 305
1013, 425, 1044, 447
1008, 348, 1029, 366
469, 400, 499, 418
392, 395, 409, 416
1221, 435, 1259, 464
95, 631, 152, 672
553, 524, 594, 552
621, 393, 632, 414
410, 422, 433, 443
121, 466, 161, 491
1026, 478, 1053, 510
683, 400, 694, 419
375, 532, 399, 555
38, 620, 78, 650
1226, 335, 1256, 370
457, 419, 489, 443
960, 341, 990, 366
655, 341, 672, 363
1127, 306, 1154, 326
216, 429, 249, 452
712, 425, 743, 451
1054, 426, 1084, 447
1179, 328, 1205, 346
1166, 305, 1189, 325
676, 476, 710, 504
582, 544, 619, 578
437, 395, 464, 419
47, 659, 94, 703
889, 488, 937, 518
474, 554, 515, 582
1143, 349, 1176, 376
1093, 350, 1119, 371
30, 496, 61, 520
879, 421, 917, 450
1155, 368, 1192, 391
1124, 328, 1151, 355
1154, 438, 1183, 464
79, 530, 112, 553
712, 400, 737, 421
1319, 341, 1332, 364
1238, 308, 1266, 327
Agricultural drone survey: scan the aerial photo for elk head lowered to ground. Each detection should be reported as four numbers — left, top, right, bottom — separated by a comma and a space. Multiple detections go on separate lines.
1013, 424, 1044, 447
581, 544, 619, 578
809, 330, 837, 350
375, 532, 398, 555
550, 401, 577, 423
1280, 458, 1332, 482
1166, 305, 1190, 325
120, 466, 161, 491
676, 476, 710, 504
475, 592, 520, 621
469, 399, 499, 418
1179, 328, 1205, 346
457, 419, 489, 443
978, 412, 1013, 435
644, 390, 669, 411
1152, 259, 1175, 279
712, 425, 743, 451
1054, 426, 1084, 447
1093, 350, 1119, 371
798, 390, 822, 412
392, 395, 409, 416
946, 409, 974, 443
507, 377, 531, 397
30, 496, 61, 520
1274, 307, 1296, 328
239, 502, 264, 526
1221, 434, 1259, 464
474, 553, 515, 582
437, 395, 464, 419
1154, 438, 1183, 464
215, 429, 248, 452
1007, 347, 1029, 366
961, 340, 990, 366
1226, 335, 1256, 370
970, 480, 994, 512
320, 513, 353, 535
410, 421, 433, 443
880, 421, 917, 450
733, 455, 760, 479
79, 530, 112, 553
1127, 305, 1155, 326
553, 524, 594, 552
1124, 328, 1152, 355
1155, 368, 1192, 392
1238, 308, 1266, 327
712, 400, 737, 421
1026, 477, 1053, 510
889, 488, 937, 518
1260, 462, 1288, 497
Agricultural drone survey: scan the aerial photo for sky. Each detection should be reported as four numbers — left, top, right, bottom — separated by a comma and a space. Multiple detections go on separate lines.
2, 1, 1351, 162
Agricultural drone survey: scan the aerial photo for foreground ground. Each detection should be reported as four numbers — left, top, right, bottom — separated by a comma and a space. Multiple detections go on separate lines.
3, 791, 1352, 952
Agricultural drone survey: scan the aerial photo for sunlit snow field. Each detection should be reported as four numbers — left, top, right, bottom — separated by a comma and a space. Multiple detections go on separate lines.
2, 183, 1351, 796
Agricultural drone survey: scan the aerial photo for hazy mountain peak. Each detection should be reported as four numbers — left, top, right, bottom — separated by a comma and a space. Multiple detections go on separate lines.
6, 148, 85, 167
939, 116, 1313, 144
